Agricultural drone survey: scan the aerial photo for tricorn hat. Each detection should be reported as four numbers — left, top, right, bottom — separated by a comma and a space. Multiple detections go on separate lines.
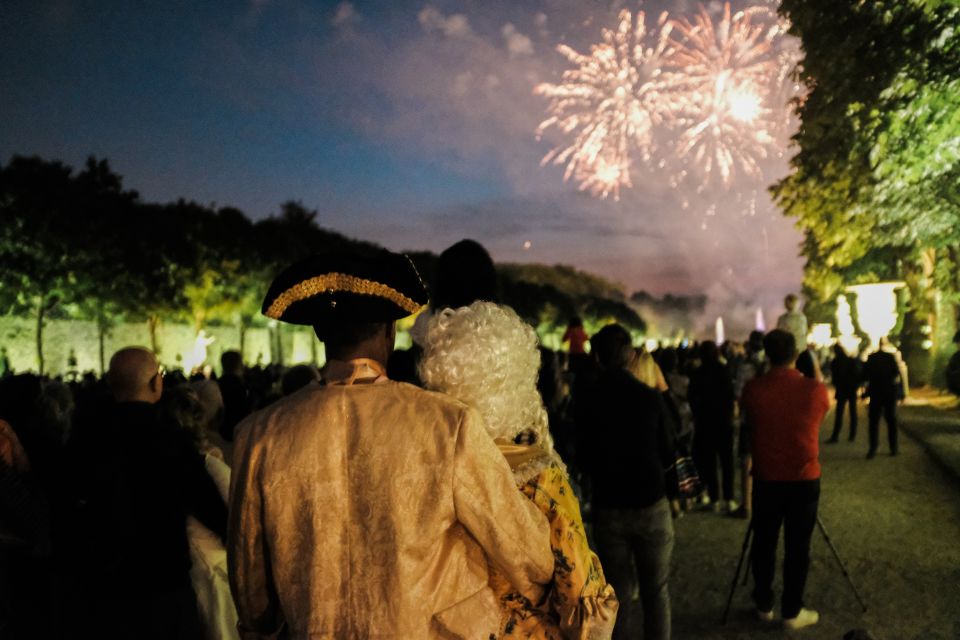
261, 249, 428, 327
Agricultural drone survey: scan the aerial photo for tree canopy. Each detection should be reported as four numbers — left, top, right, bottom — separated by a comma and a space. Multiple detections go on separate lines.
1, 155, 647, 371
774, 0, 960, 381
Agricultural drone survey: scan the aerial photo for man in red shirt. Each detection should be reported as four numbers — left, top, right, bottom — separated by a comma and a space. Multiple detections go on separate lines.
562, 316, 589, 354
741, 329, 829, 630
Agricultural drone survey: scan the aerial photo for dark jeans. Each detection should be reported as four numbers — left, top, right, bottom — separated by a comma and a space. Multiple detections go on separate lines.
693, 427, 734, 502
831, 395, 858, 441
594, 498, 674, 640
751, 479, 819, 619
868, 396, 898, 454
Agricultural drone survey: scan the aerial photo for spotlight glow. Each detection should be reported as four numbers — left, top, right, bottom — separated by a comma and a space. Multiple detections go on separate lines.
846, 282, 905, 349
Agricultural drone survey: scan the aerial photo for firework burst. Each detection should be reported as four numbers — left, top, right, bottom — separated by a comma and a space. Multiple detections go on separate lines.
535, 2, 800, 198
666, 2, 782, 186
534, 9, 674, 200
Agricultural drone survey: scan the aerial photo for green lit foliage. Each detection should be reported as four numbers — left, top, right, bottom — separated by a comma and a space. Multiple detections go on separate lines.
1, 157, 645, 368
861, 7, 960, 248
499, 262, 644, 336
775, 0, 960, 382
0, 156, 142, 372
499, 263, 626, 302
777, 0, 960, 259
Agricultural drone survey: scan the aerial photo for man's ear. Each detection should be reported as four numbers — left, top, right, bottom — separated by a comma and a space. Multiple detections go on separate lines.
149, 372, 162, 395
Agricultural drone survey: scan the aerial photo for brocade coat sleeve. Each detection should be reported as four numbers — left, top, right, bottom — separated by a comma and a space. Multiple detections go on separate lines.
228, 417, 284, 640
453, 408, 554, 604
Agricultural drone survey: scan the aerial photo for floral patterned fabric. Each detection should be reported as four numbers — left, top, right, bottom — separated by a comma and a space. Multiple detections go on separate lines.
492, 446, 618, 639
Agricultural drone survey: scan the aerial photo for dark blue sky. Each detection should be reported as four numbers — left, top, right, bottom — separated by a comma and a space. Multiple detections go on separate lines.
2, 2, 503, 211
1, 0, 805, 335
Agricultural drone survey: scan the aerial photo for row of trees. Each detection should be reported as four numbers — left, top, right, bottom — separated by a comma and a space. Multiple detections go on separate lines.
0, 156, 644, 374
775, 0, 960, 383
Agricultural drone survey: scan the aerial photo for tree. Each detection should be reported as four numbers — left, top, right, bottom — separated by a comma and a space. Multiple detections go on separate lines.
774, 0, 960, 381
1, 156, 652, 372
0, 156, 140, 373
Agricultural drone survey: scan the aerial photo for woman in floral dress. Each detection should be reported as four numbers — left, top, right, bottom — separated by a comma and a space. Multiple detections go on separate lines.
420, 302, 618, 639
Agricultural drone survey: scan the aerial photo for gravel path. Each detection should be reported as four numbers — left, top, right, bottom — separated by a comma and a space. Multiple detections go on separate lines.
668, 406, 960, 640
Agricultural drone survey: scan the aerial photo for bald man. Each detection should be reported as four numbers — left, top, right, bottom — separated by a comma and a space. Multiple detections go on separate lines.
77, 347, 227, 640
107, 347, 164, 403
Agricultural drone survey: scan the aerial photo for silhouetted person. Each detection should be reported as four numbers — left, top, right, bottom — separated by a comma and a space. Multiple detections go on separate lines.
188, 379, 230, 461
398, 238, 500, 385
217, 350, 251, 442
732, 330, 767, 519
689, 341, 737, 511
828, 343, 861, 443
863, 337, 901, 458
0, 376, 55, 640
563, 316, 591, 381
575, 324, 675, 640
432, 238, 498, 309
795, 349, 821, 380
280, 364, 320, 396
946, 330, 960, 397
80, 347, 227, 640
0, 347, 11, 377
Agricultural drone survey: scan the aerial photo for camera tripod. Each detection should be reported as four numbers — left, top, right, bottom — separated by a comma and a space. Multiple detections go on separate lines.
721, 514, 868, 624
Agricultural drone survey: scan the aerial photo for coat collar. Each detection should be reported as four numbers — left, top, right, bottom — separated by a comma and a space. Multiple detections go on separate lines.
322, 358, 388, 386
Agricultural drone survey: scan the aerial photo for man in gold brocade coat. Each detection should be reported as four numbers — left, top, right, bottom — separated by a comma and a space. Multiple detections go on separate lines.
228, 250, 554, 639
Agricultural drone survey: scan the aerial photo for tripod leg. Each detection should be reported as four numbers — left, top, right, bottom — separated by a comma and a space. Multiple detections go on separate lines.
721, 521, 753, 624
816, 515, 868, 612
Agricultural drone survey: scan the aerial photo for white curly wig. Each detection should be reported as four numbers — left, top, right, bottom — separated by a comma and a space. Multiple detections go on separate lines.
419, 302, 553, 449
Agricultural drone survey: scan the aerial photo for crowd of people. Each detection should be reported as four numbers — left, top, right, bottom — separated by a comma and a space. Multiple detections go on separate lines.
0, 238, 939, 639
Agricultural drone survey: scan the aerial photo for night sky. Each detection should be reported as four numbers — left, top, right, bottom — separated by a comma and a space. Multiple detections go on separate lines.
0, 0, 805, 334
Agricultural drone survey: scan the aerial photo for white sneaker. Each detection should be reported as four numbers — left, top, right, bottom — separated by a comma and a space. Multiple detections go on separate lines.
756, 608, 774, 622
783, 608, 819, 630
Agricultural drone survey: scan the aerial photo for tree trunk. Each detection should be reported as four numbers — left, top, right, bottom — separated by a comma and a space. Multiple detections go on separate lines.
239, 323, 247, 364
273, 324, 284, 367
949, 246, 960, 318
35, 296, 45, 375
148, 315, 160, 354
98, 320, 107, 376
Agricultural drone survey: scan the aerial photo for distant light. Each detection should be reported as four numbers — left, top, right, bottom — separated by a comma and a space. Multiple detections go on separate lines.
755, 307, 766, 331
921, 339, 934, 350
715, 316, 725, 344
808, 323, 832, 348
183, 330, 215, 373
835, 294, 861, 355
523, 240, 532, 250
846, 282, 905, 349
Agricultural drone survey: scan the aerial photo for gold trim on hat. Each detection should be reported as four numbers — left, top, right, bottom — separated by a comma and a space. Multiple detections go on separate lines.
264, 272, 423, 319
